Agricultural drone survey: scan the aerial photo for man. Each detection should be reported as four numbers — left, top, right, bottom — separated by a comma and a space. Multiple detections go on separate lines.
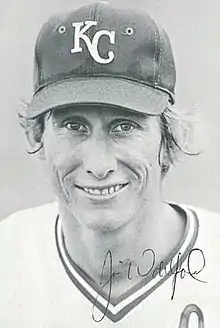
1, 2, 219, 327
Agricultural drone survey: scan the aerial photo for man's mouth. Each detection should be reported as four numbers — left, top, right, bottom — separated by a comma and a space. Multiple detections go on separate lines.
75, 183, 129, 196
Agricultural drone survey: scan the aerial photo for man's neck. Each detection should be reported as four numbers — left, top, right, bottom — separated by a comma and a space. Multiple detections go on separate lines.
59, 201, 186, 298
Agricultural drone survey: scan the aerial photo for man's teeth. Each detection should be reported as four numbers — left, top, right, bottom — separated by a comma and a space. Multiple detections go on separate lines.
83, 184, 124, 195
115, 185, 120, 192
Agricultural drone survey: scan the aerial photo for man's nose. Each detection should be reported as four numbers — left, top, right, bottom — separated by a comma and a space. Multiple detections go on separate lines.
83, 138, 117, 180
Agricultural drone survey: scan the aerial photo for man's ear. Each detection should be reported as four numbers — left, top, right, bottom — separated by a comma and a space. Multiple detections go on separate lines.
18, 113, 46, 160
25, 130, 46, 160
159, 140, 171, 177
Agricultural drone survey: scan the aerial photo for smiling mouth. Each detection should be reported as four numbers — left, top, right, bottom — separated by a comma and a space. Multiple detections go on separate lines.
75, 183, 129, 196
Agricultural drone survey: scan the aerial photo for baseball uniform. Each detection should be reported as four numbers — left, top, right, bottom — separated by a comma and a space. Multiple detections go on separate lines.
0, 202, 219, 327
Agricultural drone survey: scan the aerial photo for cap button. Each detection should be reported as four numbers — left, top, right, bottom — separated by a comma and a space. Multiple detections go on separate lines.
57, 25, 66, 34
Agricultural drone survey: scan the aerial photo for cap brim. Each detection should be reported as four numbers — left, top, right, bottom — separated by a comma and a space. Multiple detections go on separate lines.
26, 77, 169, 118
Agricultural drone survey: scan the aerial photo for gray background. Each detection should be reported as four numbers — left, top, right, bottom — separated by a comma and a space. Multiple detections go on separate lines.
1, 0, 220, 219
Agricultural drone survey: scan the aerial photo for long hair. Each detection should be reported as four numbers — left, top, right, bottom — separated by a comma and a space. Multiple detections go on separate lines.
159, 104, 198, 175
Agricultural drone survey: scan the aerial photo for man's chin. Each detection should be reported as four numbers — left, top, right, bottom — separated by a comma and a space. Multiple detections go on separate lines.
74, 211, 129, 232
86, 222, 123, 233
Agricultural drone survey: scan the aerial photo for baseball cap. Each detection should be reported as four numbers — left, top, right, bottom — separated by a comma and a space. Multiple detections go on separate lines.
25, 2, 176, 119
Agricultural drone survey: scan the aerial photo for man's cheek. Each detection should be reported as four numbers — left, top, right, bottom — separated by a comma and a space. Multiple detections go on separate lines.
46, 144, 81, 173
49, 163, 65, 196
48, 154, 82, 196
43, 151, 70, 200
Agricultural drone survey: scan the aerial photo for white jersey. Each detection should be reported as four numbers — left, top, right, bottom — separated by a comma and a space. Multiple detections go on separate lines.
0, 202, 219, 328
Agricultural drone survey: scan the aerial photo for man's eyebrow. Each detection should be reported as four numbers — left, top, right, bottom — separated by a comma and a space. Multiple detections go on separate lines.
51, 106, 152, 121
52, 112, 90, 124
109, 111, 150, 121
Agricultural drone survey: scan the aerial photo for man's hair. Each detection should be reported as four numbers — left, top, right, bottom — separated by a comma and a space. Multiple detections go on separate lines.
159, 104, 195, 175
18, 104, 196, 175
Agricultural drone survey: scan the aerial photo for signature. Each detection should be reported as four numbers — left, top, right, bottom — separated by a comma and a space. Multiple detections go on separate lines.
92, 248, 207, 322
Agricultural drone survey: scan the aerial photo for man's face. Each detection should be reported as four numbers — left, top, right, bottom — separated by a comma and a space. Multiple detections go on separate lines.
42, 105, 163, 232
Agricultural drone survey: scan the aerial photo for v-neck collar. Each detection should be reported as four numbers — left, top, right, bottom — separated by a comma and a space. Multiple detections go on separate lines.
55, 204, 199, 322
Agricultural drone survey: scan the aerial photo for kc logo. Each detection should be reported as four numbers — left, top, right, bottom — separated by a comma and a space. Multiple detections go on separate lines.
71, 21, 116, 64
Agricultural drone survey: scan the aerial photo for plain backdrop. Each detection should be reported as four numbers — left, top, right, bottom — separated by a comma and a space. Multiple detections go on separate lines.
0, 0, 220, 219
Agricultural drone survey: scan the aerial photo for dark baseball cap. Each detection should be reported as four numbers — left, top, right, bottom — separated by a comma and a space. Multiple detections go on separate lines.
25, 2, 176, 119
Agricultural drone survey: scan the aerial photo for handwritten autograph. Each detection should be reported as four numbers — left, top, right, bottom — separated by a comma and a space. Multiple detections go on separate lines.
92, 248, 207, 322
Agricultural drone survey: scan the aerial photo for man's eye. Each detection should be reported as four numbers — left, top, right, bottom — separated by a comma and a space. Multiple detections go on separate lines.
112, 123, 135, 133
65, 122, 88, 132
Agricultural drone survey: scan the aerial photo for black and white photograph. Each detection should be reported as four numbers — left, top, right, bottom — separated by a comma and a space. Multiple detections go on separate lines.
1, 0, 220, 327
